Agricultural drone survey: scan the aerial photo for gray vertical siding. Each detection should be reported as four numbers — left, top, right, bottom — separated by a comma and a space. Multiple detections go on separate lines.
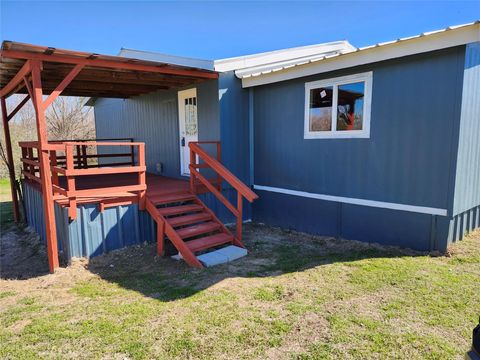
452, 42, 480, 216
94, 80, 220, 179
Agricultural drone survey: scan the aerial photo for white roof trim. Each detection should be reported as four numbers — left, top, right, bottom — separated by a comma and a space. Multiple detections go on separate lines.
214, 40, 355, 72
118, 48, 214, 70
240, 21, 480, 88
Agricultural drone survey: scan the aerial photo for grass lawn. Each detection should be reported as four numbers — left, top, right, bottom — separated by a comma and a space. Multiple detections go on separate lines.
1, 194, 479, 358
0, 178, 15, 229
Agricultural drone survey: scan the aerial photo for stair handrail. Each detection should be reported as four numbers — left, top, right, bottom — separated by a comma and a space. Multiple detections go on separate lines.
189, 141, 258, 242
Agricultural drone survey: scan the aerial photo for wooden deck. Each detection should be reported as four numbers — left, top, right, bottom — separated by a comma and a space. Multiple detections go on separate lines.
26, 173, 194, 207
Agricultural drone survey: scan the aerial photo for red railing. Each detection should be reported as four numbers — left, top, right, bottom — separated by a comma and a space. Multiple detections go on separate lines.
19, 139, 146, 220
189, 141, 258, 242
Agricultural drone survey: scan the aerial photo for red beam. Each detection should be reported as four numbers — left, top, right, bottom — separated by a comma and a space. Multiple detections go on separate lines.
0, 60, 31, 98
31, 59, 60, 272
0, 97, 21, 222
1, 50, 218, 79
7, 94, 30, 121
42, 64, 84, 109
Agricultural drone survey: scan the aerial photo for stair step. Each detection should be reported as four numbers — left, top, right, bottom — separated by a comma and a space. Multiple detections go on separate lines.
177, 221, 221, 239
157, 204, 203, 216
167, 212, 212, 227
149, 193, 195, 205
186, 233, 233, 252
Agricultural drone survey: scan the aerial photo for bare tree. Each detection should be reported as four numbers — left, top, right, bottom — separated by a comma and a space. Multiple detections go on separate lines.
0, 95, 95, 178
46, 97, 94, 140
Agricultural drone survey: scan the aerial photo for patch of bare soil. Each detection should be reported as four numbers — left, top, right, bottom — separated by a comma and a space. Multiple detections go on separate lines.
0, 225, 49, 279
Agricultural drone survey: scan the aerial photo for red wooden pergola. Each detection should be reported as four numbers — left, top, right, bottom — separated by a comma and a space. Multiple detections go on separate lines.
0, 41, 218, 273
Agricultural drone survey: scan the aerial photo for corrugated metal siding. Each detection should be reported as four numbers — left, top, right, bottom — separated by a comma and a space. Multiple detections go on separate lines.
22, 182, 156, 260
218, 71, 252, 220
95, 80, 220, 178
253, 47, 465, 210
452, 42, 480, 216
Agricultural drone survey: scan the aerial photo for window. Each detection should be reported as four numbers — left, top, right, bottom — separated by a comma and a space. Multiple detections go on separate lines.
304, 72, 372, 139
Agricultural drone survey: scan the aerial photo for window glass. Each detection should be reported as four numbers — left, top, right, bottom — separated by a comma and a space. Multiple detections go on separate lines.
309, 86, 333, 131
336, 82, 364, 131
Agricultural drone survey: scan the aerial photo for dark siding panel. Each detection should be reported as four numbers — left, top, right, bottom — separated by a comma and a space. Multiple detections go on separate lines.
253, 190, 435, 251
254, 47, 465, 210
453, 42, 480, 216
219, 72, 252, 220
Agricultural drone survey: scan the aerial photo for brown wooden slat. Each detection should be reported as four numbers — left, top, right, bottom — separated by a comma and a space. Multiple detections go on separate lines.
186, 233, 233, 252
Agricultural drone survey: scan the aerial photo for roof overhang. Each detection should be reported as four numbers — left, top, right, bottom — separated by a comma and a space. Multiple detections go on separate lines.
0, 41, 219, 99
240, 21, 480, 88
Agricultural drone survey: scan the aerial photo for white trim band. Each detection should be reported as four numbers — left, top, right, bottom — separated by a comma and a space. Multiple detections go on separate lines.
253, 184, 448, 216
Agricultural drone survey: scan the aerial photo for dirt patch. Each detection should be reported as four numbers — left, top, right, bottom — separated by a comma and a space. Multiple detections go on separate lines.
0, 225, 49, 279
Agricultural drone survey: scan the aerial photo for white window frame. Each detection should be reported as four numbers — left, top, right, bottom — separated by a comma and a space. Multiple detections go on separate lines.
304, 71, 373, 139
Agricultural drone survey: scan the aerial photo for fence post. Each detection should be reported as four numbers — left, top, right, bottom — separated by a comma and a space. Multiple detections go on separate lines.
66, 144, 77, 220
189, 145, 196, 194
236, 191, 243, 242
137, 143, 146, 210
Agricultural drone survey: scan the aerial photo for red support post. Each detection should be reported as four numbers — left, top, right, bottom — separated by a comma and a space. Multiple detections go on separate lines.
137, 143, 146, 210
236, 192, 243, 242
0, 97, 20, 222
31, 60, 60, 273
65, 144, 77, 220
189, 148, 196, 194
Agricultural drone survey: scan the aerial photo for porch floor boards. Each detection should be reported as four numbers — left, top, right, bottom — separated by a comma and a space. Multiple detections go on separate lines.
26, 173, 194, 207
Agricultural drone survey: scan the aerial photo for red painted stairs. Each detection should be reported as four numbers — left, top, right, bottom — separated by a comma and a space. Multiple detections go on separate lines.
146, 191, 243, 268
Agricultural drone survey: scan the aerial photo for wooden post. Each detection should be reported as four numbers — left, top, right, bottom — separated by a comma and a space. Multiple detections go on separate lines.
189, 147, 196, 194
137, 143, 146, 210
0, 97, 20, 222
81, 145, 87, 168
65, 144, 77, 220
157, 220, 165, 256
27, 147, 34, 175
236, 191, 243, 242
31, 60, 60, 273
216, 142, 222, 192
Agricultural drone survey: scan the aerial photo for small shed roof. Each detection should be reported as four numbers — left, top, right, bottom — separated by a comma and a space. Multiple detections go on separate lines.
0, 41, 218, 98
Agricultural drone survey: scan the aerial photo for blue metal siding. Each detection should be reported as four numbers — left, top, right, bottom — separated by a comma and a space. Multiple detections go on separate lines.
452, 42, 480, 216
253, 190, 437, 251
218, 71, 252, 221
252, 47, 467, 251
23, 182, 156, 260
219, 71, 251, 185
95, 80, 220, 179
253, 47, 465, 210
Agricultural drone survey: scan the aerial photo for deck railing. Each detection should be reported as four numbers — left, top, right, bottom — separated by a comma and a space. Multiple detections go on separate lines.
19, 139, 146, 220
189, 141, 258, 242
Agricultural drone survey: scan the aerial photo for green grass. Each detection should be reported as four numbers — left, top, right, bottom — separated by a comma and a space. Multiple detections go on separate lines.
1, 225, 479, 359
0, 178, 15, 228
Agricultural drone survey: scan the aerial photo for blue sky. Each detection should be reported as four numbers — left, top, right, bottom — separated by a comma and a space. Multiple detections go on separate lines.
1, 1, 478, 60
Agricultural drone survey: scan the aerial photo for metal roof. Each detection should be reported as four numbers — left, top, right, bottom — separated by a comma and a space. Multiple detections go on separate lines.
236, 21, 480, 81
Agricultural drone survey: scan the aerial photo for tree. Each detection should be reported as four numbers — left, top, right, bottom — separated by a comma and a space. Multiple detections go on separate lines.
0, 96, 95, 179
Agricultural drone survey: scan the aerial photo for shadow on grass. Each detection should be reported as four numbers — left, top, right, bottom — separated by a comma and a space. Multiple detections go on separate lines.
82, 224, 425, 302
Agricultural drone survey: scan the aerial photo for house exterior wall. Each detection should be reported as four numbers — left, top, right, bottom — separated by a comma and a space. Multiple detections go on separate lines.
251, 46, 467, 251
452, 42, 480, 216
94, 79, 220, 179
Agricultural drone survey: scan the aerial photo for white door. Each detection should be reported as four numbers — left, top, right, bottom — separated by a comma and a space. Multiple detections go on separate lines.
178, 88, 198, 176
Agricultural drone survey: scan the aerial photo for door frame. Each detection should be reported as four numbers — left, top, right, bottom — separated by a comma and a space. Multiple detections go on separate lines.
178, 88, 198, 176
